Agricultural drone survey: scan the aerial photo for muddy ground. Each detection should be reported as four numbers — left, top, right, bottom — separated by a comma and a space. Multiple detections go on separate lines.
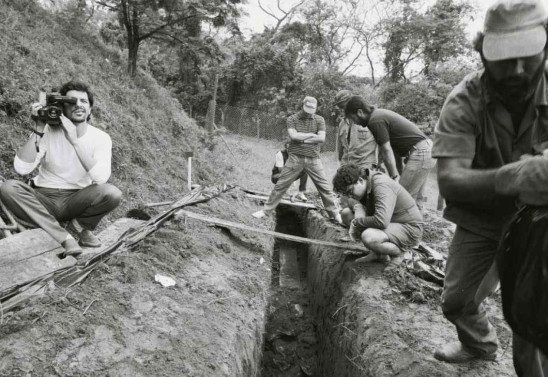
0, 189, 274, 376
0, 133, 516, 376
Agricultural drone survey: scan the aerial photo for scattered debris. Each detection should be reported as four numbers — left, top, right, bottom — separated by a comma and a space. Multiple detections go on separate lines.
155, 274, 176, 287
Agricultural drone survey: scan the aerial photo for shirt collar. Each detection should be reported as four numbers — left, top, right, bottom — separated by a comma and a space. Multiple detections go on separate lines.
298, 110, 315, 119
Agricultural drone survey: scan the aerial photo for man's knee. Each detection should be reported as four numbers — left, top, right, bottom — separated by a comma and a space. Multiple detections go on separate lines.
441, 289, 468, 320
361, 228, 385, 248
341, 207, 354, 227
97, 184, 122, 206
0, 180, 27, 200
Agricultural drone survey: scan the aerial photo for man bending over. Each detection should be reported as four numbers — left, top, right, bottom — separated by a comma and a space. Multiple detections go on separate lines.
332, 164, 423, 262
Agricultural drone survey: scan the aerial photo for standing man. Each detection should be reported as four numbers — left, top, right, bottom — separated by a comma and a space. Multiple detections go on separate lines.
344, 96, 434, 206
432, 0, 548, 373
253, 96, 341, 222
0, 81, 122, 257
334, 90, 378, 171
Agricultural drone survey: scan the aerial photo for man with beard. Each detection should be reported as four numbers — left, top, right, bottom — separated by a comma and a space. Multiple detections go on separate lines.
432, 0, 548, 373
0, 81, 122, 257
344, 96, 434, 207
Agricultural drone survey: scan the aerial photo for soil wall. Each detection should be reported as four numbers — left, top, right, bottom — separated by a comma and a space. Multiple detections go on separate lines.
301, 210, 515, 377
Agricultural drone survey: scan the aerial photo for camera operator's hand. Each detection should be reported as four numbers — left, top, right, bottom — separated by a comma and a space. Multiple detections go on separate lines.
59, 114, 79, 145
30, 102, 46, 132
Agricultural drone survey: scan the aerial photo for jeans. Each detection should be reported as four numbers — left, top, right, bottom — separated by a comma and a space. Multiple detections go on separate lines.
400, 139, 434, 205
0, 180, 122, 243
265, 154, 338, 215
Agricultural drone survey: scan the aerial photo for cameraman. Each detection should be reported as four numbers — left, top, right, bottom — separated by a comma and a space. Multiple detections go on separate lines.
0, 81, 121, 257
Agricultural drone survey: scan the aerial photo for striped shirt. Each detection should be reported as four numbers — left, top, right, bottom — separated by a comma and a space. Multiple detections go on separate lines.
287, 110, 326, 158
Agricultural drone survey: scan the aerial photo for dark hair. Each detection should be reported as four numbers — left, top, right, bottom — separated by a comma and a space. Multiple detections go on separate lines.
332, 164, 366, 193
59, 81, 94, 107
344, 95, 373, 117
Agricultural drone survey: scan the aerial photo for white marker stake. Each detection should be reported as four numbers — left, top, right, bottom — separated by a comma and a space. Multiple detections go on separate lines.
187, 157, 192, 191
185, 151, 194, 191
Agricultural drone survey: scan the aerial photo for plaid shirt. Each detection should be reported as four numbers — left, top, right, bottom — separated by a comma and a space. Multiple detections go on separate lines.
287, 110, 326, 158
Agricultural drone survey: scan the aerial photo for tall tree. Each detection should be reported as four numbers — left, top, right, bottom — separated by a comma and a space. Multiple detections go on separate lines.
382, 0, 471, 83
94, 0, 241, 76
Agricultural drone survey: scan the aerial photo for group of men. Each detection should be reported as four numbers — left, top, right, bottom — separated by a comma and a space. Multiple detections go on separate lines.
255, 0, 548, 374
254, 90, 433, 264
1, 0, 547, 374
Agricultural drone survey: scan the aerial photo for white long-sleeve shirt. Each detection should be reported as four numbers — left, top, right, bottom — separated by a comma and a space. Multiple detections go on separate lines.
14, 124, 112, 189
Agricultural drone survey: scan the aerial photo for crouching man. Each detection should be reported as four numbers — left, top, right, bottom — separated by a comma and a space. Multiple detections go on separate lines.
0, 81, 122, 257
332, 164, 423, 262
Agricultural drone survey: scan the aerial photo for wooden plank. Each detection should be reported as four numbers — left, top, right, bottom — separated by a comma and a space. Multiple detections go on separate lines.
0, 228, 76, 291
245, 193, 316, 209
177, 210, 370, 253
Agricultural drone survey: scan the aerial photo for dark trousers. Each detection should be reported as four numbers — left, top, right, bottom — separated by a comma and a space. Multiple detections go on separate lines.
0, 180, 122, 244
442, 226, 499, 356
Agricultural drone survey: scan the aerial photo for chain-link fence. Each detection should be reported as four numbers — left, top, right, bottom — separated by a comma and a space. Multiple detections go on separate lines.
214, 104, 337, 152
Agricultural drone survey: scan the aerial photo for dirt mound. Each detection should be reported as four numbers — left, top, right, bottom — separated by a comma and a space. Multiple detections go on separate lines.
0, 189, 273, 377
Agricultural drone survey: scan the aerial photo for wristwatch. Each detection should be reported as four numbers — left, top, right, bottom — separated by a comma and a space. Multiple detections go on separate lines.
32, 129, 44, 137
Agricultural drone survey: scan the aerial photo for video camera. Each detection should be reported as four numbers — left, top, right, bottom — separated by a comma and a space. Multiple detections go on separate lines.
32, 92, 77, 126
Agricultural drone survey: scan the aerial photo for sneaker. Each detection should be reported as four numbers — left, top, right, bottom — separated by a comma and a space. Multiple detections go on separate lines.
78, 229, 101, 248
434, 342, 496, 363
58, 238, 83, 258
295, 192, 308, 202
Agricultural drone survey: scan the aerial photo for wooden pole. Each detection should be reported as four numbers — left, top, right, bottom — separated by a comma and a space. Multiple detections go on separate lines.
176, 210, 370, 253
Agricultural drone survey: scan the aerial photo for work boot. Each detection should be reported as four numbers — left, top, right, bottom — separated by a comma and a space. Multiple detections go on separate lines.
68, 219, 101, 248
78, 229, 101, 248
58, 237, 83, 258
434, 342, 496, 363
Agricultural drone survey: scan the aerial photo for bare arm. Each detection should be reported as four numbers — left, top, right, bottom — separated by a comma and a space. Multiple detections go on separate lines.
437, 157, 498, 204
287, 128, 316, 141
303, 130, 325, 144
380, 142, 399, 178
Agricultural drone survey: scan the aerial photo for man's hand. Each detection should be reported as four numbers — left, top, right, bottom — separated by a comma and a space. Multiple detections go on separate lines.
59, 114, 79, 145
30, 102, 46, 132
349, 219, 360, 241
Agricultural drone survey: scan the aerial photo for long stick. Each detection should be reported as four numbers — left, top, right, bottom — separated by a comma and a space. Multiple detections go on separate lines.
177, 210, 370, 253
245, 194, 316, 209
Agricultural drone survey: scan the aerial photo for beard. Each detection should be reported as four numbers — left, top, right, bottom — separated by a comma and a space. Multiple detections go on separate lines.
485, 56, 546, 108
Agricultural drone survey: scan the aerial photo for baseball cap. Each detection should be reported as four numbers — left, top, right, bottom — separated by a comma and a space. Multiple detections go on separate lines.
334, 90, 352, 107
483, 0, 548, 61
303, 96, 317, 114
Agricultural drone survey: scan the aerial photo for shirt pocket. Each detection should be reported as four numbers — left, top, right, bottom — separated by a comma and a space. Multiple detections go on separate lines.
357, 128, 371, 140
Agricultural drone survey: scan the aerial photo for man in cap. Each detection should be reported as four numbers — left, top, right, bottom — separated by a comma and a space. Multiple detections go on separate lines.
344, 96, 434, 208
253, 96, 341, 222
432, 0, 548, 372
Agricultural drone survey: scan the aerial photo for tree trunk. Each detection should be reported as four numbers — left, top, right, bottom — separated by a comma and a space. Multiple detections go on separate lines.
128, 39, 139, 77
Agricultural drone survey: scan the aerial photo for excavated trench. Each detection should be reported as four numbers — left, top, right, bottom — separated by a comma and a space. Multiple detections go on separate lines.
259, 207, 318, 376
258, 206, 364, 377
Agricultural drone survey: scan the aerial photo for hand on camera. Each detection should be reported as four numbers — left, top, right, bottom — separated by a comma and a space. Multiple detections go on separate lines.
30, 102, 46, 131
